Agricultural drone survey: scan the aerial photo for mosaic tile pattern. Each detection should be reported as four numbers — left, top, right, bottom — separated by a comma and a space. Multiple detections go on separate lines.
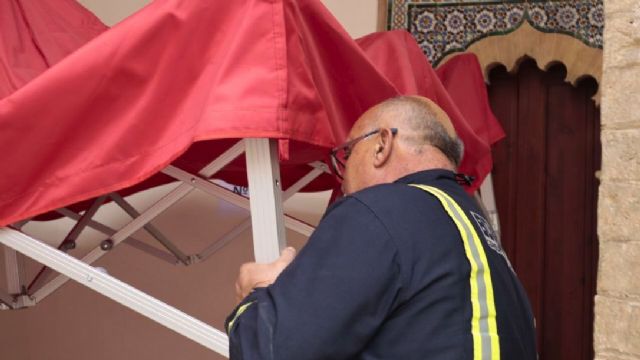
387, 0, 603, 66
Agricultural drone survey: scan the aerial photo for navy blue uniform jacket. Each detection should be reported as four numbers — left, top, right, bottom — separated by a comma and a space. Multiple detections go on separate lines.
226, 169, 537, 359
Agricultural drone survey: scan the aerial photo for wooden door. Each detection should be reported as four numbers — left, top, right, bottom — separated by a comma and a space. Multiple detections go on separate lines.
487, 59, 600, 360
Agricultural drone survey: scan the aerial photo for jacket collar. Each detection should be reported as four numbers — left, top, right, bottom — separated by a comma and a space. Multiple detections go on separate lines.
394, 169, 458, 186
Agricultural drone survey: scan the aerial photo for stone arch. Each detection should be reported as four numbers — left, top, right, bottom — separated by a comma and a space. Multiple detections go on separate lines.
440, 22, 603, 103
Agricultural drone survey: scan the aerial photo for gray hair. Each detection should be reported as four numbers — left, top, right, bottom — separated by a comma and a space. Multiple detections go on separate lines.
375, 96, 464, 166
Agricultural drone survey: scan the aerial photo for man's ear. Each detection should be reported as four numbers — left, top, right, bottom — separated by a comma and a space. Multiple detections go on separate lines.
373, 128, 394, 168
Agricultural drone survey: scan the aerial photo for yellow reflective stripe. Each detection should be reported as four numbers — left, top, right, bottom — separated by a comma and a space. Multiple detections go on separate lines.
226, 301, 255, 334
410, 184, 500, 360
432, 188, 500, 359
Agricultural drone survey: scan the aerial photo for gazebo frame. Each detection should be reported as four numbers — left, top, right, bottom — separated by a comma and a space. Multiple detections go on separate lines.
0, 138, 328, 358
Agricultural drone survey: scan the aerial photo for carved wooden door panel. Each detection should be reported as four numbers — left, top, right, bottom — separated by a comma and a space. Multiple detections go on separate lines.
487, 59, 600, 360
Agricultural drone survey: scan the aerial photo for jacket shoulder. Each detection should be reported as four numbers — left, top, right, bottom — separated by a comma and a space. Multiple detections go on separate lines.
350, 183, 444, 214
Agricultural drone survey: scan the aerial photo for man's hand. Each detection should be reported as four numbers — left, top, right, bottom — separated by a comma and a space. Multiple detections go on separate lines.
235, 247, 297, 302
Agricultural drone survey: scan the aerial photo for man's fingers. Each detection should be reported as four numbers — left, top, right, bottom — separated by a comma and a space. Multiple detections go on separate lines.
235, 280, 244, 303
234, 250, 296, 303
277, 247, 297, 266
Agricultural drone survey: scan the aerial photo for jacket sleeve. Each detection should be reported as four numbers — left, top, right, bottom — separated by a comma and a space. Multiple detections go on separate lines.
225, 196, 404, 360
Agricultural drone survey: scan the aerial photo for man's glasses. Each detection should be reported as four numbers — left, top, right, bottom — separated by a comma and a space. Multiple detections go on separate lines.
329, 128, 398, 180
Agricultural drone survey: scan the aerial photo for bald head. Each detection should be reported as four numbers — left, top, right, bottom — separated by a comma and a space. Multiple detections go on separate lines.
363, 96, 463, 166
339, 96, 464, 194
375, 96, 456, 137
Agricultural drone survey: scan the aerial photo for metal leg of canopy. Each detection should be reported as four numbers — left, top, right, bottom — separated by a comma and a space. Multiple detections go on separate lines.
2, 244, 26, 309
0, 138, 327, 357
245, 139, 286, 263
2, 220, 29, 309
0, 288, 13, 309
4, 246, 25, 296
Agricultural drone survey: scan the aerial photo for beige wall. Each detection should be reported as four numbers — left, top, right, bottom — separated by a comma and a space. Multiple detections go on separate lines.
76, 0, 151, 26
322, 0, 379, 38
77, 0, 379, 38
594, 0, 640, 359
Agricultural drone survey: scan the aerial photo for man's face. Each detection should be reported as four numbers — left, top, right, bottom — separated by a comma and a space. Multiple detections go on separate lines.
341, 119, 376, 195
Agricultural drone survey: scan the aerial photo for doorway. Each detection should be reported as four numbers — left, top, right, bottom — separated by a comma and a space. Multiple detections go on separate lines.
487, 59, 601, 359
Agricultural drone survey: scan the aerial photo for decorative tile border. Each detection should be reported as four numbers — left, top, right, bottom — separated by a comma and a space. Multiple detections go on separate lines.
387, 0, 603, 66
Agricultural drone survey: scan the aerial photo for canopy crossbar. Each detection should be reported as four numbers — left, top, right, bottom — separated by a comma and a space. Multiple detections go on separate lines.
110, 192, 190, 265
0, 227, 230, 356
57, 208, 177, 265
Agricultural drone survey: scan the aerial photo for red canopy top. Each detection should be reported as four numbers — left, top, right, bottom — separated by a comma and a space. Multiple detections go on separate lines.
0, 0, 107, 97
0, 0, 502, 227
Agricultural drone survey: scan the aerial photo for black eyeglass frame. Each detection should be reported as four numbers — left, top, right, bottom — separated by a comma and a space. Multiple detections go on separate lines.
329, 128, 398, 180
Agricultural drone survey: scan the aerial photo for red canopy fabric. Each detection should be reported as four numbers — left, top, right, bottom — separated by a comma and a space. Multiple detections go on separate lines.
435, 53, 505, 191
0, 0, 106, 98
0, 0, 502, 227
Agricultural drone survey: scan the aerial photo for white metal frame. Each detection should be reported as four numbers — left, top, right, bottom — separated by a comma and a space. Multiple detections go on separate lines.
3, 216, 29, 309
57, 207, 178, 265
0, 227, 230, 356
4, 246, 25, 295
195, 161, 326, 262
245, 139, 286, 263
2, 244, 26, 309
109, 192, 191, 265
0, 138, 329, 357
28, 195, 107, 293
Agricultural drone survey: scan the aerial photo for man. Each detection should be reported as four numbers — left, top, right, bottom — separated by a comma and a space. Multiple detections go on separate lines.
226, 96, 537, 359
